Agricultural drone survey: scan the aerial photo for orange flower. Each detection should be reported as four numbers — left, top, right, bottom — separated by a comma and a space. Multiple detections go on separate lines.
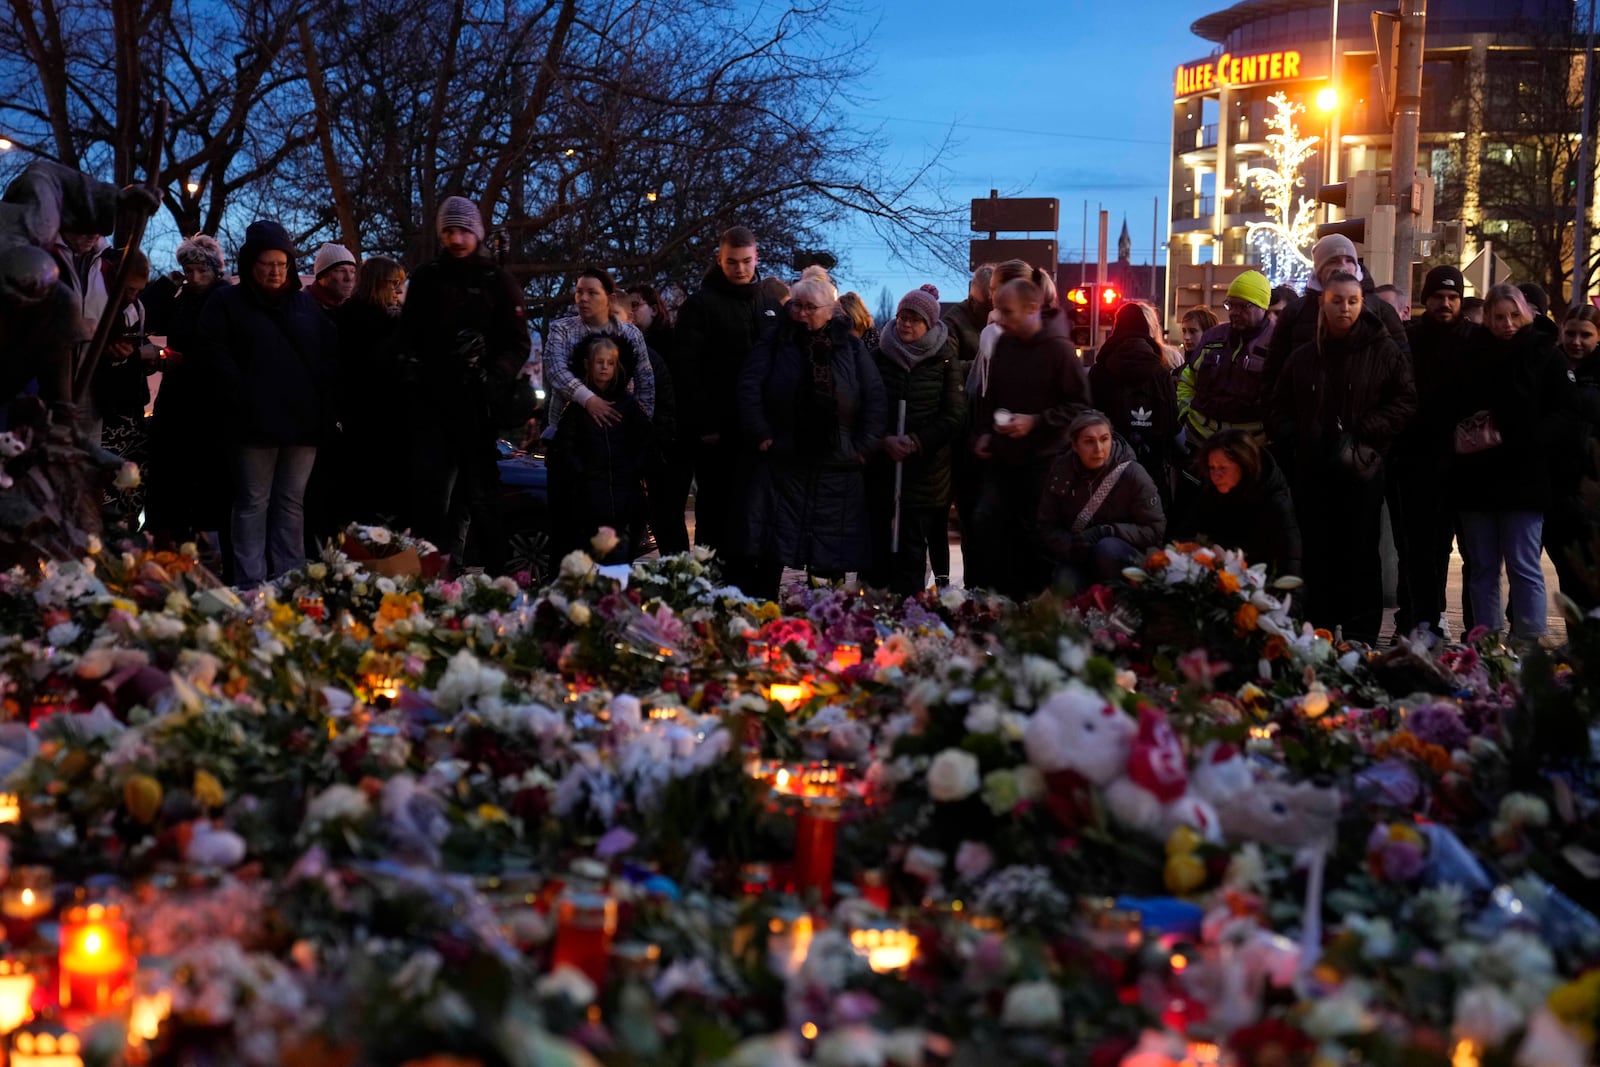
1145, 550, 1171, 570
1173, 541, 1201, 554
1194, 548, 1217, 570
1263, 635, 1289, 661
1313, 628, 1334, 642
1218, 570, 1241, 594
1234, 603, 1259, 633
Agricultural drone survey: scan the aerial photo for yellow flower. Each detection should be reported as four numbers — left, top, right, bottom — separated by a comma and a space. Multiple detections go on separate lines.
1548, 970, 1600, 1033
271, 602, 297, 629
193, 769, 225, 809
1166, 825, 1203, 856
1387, 824, 1425, 849
110, 598, 140, 616
1165, 852, 1207, 895
123, 774, 163, 824
476, 804, 510, 824
753, 601, 781, 622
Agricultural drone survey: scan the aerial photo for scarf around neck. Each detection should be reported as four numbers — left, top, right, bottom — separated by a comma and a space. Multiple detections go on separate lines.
879, 320, 949, 371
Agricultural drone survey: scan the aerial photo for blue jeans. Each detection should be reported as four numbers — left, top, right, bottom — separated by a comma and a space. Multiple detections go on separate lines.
232, 445, 317, 587
1053, 536, 1143, 595
1458, 510, 1546, 638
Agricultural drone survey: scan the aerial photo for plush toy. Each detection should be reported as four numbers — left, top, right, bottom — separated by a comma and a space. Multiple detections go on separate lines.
1023, 683, 1136, 784
1104, 706, 1222, 844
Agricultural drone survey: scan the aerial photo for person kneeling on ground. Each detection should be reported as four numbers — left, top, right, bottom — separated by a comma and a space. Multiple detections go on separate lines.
1175, 428, 1301, 577
1038, 410, 1165, 592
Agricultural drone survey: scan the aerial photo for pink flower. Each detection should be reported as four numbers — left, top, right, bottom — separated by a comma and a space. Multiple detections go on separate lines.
955, 841, 995, 882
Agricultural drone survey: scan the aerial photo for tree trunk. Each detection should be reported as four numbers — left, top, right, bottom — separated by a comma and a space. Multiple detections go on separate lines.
298, 15, 360, 256
9, 0, 78, 164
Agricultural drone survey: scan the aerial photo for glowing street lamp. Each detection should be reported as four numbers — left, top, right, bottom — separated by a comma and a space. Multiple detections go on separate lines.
0, 138, 12, 151
185, 180, 200, 195
1316, 87, 1339, 113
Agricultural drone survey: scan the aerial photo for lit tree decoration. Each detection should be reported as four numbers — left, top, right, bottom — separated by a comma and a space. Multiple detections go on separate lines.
1241, 92, 1319, 290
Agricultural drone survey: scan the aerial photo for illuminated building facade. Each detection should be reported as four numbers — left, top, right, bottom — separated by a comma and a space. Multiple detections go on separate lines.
1167, 0, 1585, 320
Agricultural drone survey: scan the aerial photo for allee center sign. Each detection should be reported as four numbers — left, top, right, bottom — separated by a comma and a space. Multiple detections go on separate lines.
1175, 50, 1302, 98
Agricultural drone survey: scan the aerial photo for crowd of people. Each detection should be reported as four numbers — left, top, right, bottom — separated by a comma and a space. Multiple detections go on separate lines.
24, 186, 1600, 646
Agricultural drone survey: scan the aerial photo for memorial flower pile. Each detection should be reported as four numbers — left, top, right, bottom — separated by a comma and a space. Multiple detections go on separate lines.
0, 530, 1591, 1066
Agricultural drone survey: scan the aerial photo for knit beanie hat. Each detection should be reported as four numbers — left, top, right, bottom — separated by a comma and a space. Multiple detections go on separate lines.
237, 220, 300, 291
1312, 234, 1360, 279
175, 233, 225, 277
1421, 265, 1464, 300
1226, 270, 1271, 310
313, 242, 356, 278
1518, 282, 1550, 317
897, 283, 941, 328
436, 196, 485, 241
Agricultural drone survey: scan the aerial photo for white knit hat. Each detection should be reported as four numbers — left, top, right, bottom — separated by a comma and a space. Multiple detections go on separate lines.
313, 242, 356, 278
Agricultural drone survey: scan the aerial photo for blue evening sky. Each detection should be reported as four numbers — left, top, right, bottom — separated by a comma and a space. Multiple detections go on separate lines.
830, 0, 1221, 306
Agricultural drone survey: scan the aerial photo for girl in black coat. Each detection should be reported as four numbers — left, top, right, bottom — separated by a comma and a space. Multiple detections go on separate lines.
549, 335, 653, 562
1088, 302, 1180, 505
1176, 429, 1301, 577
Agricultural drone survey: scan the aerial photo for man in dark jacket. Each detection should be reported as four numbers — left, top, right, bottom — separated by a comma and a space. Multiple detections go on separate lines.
196, 220, 339, 587
942, 265, 993, 372
398, 196, 529, 572
1090, 301, 1179, 505
1392, 265, 1477, 636
1264, 234, 1409, 396
1268, 272, 1417, 644
971, 277, 1091, 598
673, 226, 780, 554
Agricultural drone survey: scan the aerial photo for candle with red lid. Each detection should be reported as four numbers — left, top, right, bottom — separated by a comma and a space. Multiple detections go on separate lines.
57, 902, 132, 1015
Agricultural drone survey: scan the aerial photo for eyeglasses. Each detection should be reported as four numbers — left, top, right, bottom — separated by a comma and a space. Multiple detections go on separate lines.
790, 302, 826, 314
895, 311, 925, 324
1222, 299, 1257, 312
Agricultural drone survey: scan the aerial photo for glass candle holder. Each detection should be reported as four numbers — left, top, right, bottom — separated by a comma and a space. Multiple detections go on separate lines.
57, 901, 132, 1015
791, 796, 842, 900
831, 642, 862, 670
551, 891, 617, 988
9, 1019, 83, 1067
850, 922, 919, 973
765, 909, 814, 978
2, 869, 53, 942
0, 955, 36, 1034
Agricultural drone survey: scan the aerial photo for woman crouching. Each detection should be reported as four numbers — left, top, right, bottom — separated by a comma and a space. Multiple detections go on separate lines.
1038, 410, 1166, 592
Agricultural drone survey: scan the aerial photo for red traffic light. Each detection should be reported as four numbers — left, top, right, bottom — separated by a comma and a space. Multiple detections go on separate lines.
1101, 286, 1120, 305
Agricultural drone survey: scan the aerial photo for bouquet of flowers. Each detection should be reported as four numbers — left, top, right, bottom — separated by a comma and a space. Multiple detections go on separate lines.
338, 523, 442, 579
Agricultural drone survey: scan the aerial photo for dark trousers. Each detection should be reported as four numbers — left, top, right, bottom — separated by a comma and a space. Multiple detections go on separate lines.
1052, 537, 1143, 596
410, 432, 504, 573
952, 446, 987, 588
1295, 464, 1387, 644
1546, 510, 1600, 613
866, 503, 945, 595
971, 460, 1051, 600
646, 449, 694, 556
692, 438, 740, 553
1389, 458, 1455, 634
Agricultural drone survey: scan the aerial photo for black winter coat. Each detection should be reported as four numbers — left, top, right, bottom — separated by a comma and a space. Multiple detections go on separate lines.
1175, 449, 1302, 576
974, 311, 1091, 466
147, 280, 232, 531
942, 297, 988, 371
1266, 287, 1409, 395
550, 378, 652, 536
1448, 324, 1580, 513
1037, 437, 1166, 562
1267, 310, 1417, 475
397, 251, 529, 430
738, 315, 886, 572
868, 328, 965, 510
1088, 332, 1179, 475
1394, 314, 1478, 465
674, 266, 781, 441
196, 242, 340, 449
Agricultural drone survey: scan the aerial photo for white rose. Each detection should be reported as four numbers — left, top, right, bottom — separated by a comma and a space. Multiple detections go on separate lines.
1454, 984, 1525, 1049
963, 700, 1001, 734
307, 562, 328, 581
926, 748, 980, 802
1000, 980, 1063, 1029
560, 550, 595, 579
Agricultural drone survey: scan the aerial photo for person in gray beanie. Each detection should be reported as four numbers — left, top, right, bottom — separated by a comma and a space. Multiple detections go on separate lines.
396, 195, 529, 572
309, 242, 357, 312
865, 283, 965, 593
1264, 232, 1409, 397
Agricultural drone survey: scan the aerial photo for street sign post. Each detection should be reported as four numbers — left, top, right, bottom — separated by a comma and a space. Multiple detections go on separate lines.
970, 197, 1059, 233
968, 238, 1058, 273
1462, 242, 1511, 295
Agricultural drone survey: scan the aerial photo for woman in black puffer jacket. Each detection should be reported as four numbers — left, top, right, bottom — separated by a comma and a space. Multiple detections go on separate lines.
1088, 301, 1180, 505
866, 284, 966, 594
1176, 428, 1301, 577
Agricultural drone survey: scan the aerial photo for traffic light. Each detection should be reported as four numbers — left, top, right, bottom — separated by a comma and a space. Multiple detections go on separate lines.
1313, 169, 1435, 286
1064, 284, 1122, 347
